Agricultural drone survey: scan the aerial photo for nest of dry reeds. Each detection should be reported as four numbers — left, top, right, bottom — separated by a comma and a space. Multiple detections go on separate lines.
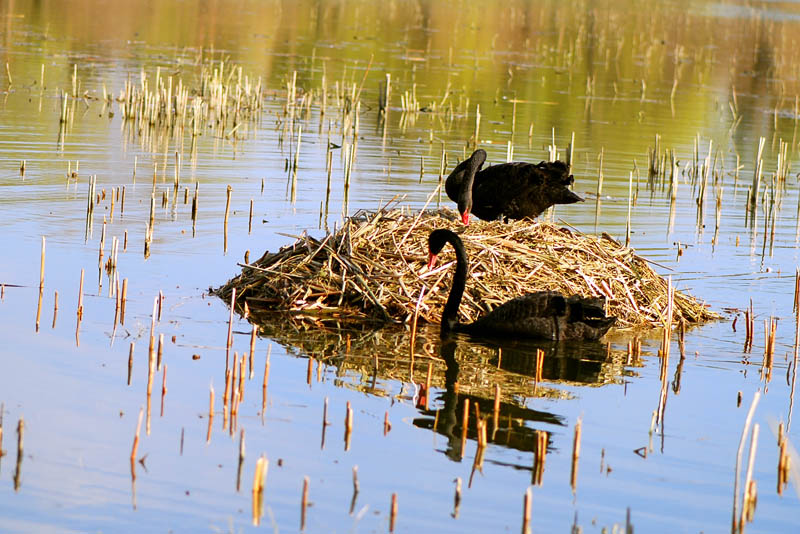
215, 206, 717, 329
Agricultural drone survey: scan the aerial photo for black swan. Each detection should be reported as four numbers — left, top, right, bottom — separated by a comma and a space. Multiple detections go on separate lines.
426, 229, 616, 340
445, 149, 584, 225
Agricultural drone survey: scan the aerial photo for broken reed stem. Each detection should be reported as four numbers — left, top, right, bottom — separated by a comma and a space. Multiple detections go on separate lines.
794, 268, 800, 314
130, 407, 143, 479
475, 404, 487, 449
321, 397, 329, 449
157, 333, 164, 371
301, 476, 309, 531
237, 428, 246, 492
12, 416, 23, 491
749, 137, 766, 210
533, 348, 544, 393
146, 353, 154, 434
473, 104, 481, 147
522, 487, 532, 534
460, 401, 469, 459
453, 477, 462, 519
533, 430, 547, 486
249, 324, 257, 379
35, 285, 43, 333
384, 411, 391, 435
344, 401, 353, 451
75, 268, 84, 345
291, 125, 302, 202
424, 362, 433, 410
127, 342, 134, 385
493, 384, 501, 432
192, 184, 198, 236
39, 236, 45, 289
390, 492, 398, 533
224, 185, 232, 253
160, 364, 167, 417
229, 358, 238, 434
596, 147, 605, 196
763, 316, 777, 380
251, 455, 268, 526
350, 465, 360, 513
409, 286, 425, 378
262, 345, 271, 418
51, 290, 58, 328
120, 278, 128, 325
223, 369, 231, 430
207, 383, 215, 443
744, 299, 755, 352
226, 287, 236, 368
732, 391, 761, 532
741, 423, 760, 528
625, 171, 633, 247
570, 418, 582, 493
778, 429, 790, 494
112, 280, 120, 339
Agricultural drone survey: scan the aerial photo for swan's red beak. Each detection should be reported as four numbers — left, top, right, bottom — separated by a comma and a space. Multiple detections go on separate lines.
427, 252, 438, 269
461, 211, 470, 226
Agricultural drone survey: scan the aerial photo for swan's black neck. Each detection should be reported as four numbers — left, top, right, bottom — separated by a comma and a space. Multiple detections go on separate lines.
457, 152, 484, 218
440, 233, 469, 335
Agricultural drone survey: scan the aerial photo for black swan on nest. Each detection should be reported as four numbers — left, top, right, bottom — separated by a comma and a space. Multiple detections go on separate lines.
445, 149, 583, 225
426, 229, 616, 341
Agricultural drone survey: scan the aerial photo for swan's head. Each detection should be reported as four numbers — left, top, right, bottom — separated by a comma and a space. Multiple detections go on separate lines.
456, 149, 487, 225
427, 251, 438, 269
427, 229, 460, 269
457, 199, 472, 225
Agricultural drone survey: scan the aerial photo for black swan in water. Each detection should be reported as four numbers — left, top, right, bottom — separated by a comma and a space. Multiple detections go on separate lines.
427, 229, 616, 340
445, 149, 584, 225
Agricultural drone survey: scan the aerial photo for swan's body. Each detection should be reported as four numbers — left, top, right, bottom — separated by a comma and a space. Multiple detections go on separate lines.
445, 149, 583, 224
427, 229, 615, 340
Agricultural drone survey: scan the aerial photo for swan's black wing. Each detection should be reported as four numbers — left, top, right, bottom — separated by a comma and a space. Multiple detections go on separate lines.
458, 291, 567, 339
469, 162, 537, 221
458, 291, 616, 341
470, 161, 583, 221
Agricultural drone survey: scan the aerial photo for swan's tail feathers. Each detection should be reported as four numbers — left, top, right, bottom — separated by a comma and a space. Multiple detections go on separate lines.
559, 188, 584, 204
585, 316, 617, 340
567, 295, 607, 320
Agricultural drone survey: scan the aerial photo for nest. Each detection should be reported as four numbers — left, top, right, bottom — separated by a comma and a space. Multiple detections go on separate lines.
215, 206, 717, 329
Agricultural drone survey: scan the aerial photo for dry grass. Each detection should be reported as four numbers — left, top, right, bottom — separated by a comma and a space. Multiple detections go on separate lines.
215, 206, 717, 329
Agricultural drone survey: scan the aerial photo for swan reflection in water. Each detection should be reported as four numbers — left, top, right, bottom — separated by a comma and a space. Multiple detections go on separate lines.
412, 334, 620, 467
246, 312, 627, 471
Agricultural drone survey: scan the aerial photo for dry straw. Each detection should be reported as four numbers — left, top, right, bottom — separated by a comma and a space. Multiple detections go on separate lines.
217, 207, 717, 329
